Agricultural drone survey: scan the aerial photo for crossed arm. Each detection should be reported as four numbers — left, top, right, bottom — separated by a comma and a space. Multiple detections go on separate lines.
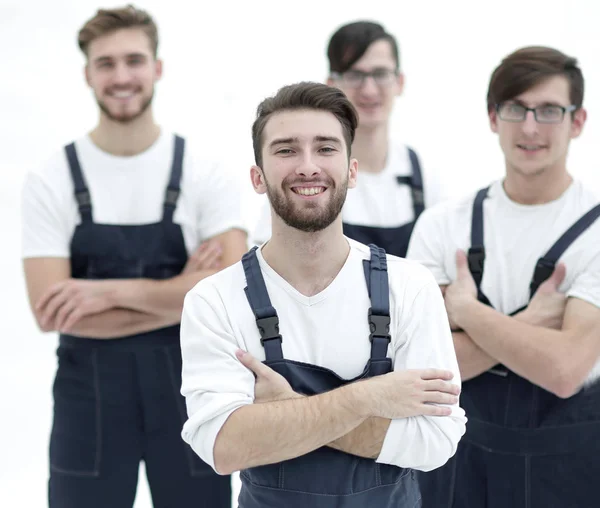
441, 253, 600, 397
451, 296, 600, 398
181, 279, 466, 475
23, 228, 247, 338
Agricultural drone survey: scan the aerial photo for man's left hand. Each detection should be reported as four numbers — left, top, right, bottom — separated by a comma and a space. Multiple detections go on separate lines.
444, 249, 478, 329
236, 349, 302, 403
36, 279, 117, 332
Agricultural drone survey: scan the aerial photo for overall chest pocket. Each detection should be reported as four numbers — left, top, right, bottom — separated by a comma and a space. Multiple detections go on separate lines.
242, 447, 409, 495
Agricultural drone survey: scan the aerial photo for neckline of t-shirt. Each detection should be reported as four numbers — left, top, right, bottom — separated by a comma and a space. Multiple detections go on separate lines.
79, 129, 169, 165
255, 240, 355, 306
492, 178, 576, 212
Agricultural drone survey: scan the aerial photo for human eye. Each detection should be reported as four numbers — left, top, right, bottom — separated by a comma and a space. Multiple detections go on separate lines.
343, 71, 364, 85
538, 106, 562, 120
318, 146, 336, 154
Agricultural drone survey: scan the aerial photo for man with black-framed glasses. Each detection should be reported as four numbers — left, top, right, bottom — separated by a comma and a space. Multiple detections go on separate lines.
251, 21, 447, 258
407, 45, 600, 507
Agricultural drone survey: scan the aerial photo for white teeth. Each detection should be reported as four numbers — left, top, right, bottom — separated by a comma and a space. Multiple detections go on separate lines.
519, 144, 543, 150
295, 187, 324, 196
112, 91, 134, 98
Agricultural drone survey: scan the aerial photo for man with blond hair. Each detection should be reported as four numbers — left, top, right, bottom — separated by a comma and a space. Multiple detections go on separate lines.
21, 5, 245, 507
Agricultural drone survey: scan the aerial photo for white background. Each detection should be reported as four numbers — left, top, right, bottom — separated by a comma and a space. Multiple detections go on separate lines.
1, 0, 599, 506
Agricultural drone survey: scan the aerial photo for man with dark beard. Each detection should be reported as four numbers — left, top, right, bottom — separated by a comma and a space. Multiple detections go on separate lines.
20, 5, 246, 507
179, 82, 466, 508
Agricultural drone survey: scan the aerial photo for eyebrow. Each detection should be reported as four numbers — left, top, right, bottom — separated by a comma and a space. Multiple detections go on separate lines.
510, 99, 566, 108
92, 53, 147, 65
269, 135, 342, 148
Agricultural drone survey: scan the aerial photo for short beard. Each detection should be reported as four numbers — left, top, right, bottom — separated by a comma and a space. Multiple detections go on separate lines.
97, 92, 154, 124
265, 173, 348, 233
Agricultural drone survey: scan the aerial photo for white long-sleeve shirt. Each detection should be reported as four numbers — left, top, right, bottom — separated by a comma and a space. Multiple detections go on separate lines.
180, 238, 467, 473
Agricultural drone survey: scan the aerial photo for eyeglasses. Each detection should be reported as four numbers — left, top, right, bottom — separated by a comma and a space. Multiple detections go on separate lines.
496, 102, 577, 124
330, 68, 398, 88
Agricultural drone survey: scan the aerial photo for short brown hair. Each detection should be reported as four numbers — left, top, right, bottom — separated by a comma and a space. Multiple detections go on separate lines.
251, 82, 359, 167
78, 4, 159, 58
487, 46, 584, 113
327, 21, 400, 74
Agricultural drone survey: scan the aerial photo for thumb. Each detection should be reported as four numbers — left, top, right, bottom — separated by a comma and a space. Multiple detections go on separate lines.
542, 263, 567, 291
455, 249, 471, 279
236, 349, 270, 378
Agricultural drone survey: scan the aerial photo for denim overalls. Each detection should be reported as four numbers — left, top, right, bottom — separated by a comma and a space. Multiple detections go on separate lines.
48, 135, 231, 507
236, 244, 421, 508
419, 186, 600, 508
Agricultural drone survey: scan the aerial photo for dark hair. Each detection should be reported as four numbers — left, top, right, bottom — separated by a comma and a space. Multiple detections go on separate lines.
78, 4, 159, 58
487, 46, 584, 112
327, 21, 400, 74
252, 82, 359, 167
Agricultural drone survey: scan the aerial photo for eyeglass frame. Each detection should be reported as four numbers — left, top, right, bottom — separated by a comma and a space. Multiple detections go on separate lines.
329, 68, 400, 88
495, 102, 578, 124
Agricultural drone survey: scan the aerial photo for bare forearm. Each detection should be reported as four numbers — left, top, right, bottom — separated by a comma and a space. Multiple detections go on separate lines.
62, 308, 178, 339
214, 384, 367, 474
459, 300, 565, 394
110, 271, 217, 318
453, 331, 498, 381
327, 417, 390, 459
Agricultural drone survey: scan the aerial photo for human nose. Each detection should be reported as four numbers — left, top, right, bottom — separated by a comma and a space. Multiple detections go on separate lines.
295, 153, 322, 178
111, 62, 133, 85
358, 75, 379, 96
521, 109, 539, 136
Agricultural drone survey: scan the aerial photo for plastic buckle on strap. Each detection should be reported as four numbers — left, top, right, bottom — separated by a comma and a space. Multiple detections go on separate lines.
467, 246, 485, 276
164, 188, 180, 207
530, 258, 555, 292
256, 315, 282, 345
75, 191, 91, 208
368, 308, 391, 343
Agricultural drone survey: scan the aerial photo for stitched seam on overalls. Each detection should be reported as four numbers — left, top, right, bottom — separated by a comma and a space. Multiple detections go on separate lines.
504, 374, 514, 426
279, 462, 284, 489
376, 463, 381, 487
240, 470, 410, 496
447, 454, 457, 508
49, 349, 102, 478
92, 349, 102, 476
524, 455, 531, 508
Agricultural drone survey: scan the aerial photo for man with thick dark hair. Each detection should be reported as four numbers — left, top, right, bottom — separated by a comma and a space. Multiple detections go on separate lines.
180, 81, 466, 508
408, 46, 600, 507
252, 22, 445, 258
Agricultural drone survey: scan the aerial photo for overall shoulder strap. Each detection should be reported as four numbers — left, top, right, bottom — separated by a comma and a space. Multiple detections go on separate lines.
242, 247, 283, 361
363, 244, 392, 361
64, 143, 93, 223
162, 135, 185, 222
467, 186, 493, 306
529, 203, 600, 298
396, 147, 425, 220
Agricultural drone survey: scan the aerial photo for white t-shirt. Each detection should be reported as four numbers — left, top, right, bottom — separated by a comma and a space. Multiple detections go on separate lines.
406, 179, 600, 384
21, 130, 246, 258
250, 141, 447, 246
180, 238, 467, 473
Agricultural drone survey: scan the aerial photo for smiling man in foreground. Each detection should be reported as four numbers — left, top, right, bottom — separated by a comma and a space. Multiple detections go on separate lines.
179, 81, 466, 508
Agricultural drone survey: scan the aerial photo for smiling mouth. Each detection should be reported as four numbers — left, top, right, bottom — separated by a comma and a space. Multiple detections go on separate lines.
517, 144, 547, 152
109, 90, 137, 99
292, 186, 326, 196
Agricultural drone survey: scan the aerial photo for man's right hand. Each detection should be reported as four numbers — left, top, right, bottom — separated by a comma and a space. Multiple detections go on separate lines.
182, 239, 222, 274
355, 368, 460, 420
517, 263, 567, 330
